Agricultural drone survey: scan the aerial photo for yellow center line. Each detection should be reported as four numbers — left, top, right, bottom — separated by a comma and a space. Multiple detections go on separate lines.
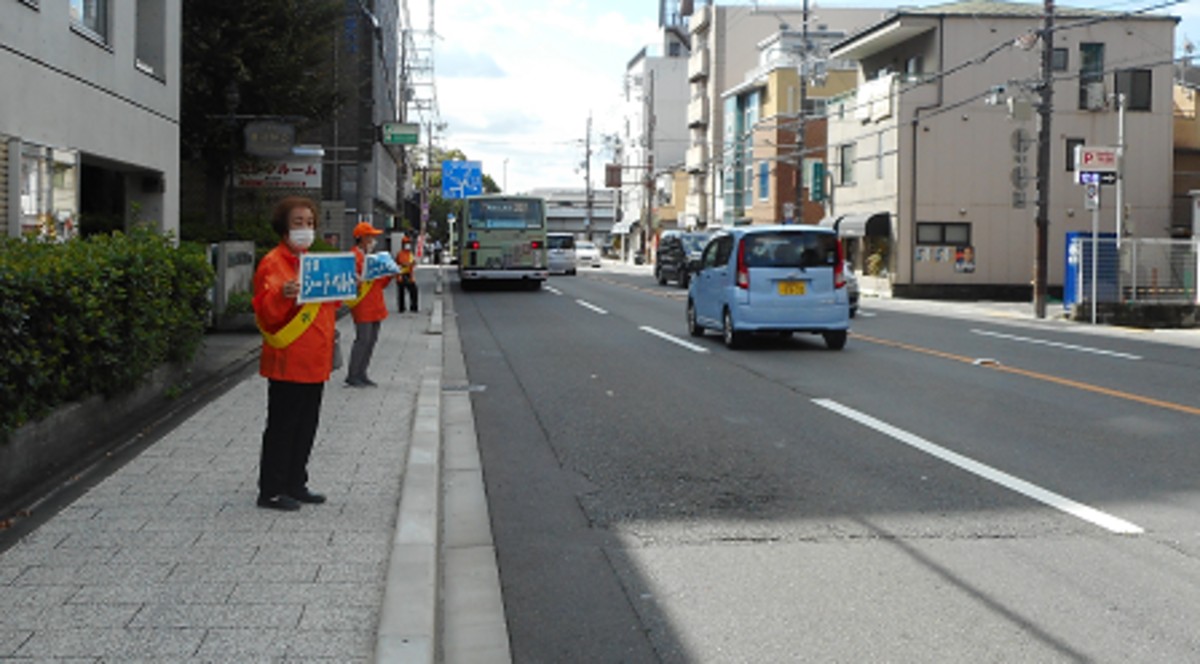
853, 332, 1200, 417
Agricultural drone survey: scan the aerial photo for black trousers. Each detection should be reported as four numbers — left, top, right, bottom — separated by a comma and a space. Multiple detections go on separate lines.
397, 277, 418, 312
259, 380, 324, 498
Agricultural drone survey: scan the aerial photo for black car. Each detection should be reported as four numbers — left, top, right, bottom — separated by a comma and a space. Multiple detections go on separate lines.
655, 230, 712, 288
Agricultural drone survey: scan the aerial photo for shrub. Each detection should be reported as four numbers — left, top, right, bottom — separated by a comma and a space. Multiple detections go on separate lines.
0, 230, 214, 436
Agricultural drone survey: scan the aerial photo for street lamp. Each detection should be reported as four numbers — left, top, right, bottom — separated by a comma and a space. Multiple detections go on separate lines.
224, 81, 240, 238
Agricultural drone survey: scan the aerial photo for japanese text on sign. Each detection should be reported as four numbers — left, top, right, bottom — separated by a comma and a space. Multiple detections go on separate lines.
297, 252, 358, 303
362, 252, 401, 281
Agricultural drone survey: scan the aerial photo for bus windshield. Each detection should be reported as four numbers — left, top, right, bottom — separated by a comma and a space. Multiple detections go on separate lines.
467, 199, 544, 230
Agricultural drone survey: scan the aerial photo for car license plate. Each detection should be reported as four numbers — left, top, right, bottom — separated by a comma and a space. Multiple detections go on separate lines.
778, 281, 806, 296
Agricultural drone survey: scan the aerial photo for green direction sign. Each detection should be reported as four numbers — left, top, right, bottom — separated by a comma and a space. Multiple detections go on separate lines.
382, 122, 420, 145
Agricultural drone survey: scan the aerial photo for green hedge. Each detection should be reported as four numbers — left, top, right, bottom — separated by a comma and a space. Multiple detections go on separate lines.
0, 230, 214, 436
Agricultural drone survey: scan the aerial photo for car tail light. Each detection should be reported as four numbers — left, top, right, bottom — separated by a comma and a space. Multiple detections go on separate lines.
736, 239, 749, 289
834, 239, 846, 290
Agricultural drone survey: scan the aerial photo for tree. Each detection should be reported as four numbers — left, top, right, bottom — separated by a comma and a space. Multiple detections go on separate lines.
181, 0, 343, 232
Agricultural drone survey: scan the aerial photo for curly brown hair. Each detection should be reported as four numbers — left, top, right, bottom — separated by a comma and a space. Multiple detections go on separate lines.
270, 196, 321, 237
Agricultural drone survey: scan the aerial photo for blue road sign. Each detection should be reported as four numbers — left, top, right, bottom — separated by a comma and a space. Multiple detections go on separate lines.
442, 160, 483, 199
297, 252, 358, 303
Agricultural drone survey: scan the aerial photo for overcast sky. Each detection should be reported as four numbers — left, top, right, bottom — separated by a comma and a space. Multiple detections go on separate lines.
412, 0, 1197, 196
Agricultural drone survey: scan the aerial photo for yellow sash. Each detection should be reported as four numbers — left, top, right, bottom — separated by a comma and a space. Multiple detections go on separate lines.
345, 279, 374, 309
257, 302, 322, 349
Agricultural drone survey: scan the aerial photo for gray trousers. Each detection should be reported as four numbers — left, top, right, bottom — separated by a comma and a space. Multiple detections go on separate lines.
347, 320, 380, 383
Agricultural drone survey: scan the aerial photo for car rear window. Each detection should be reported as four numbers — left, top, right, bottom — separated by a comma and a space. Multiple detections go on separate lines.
681, 233, 709, 253
743, 232, 837, 269
547, 235, 575, 249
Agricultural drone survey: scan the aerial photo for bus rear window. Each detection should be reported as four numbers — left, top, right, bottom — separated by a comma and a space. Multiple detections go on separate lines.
467, 199, 544, 230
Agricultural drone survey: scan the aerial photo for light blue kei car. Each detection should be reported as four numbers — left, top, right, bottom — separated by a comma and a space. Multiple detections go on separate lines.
686, 225, 851, 350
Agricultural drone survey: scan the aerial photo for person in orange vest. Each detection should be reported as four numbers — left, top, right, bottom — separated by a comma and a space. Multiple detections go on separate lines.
252, 196, 338, 511
345, 221, 391, 387
395, 235, 418, 313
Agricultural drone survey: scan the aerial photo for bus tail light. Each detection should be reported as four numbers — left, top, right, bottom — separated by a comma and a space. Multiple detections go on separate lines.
468, 240, 480, 250
530, 240, 543, 250
735, 239, 749, 289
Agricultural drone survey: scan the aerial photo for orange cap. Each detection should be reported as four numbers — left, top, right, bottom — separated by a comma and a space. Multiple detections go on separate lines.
353, 222, 383, 238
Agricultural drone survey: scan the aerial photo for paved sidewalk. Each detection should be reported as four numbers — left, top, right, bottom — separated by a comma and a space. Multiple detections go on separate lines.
0, 267, 506, 662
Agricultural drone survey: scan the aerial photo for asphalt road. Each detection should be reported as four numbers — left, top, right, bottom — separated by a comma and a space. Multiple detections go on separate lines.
453, 266, 1200, 663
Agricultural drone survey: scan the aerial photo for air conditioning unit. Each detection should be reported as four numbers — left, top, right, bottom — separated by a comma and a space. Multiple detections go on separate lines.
1086, 82, 1107, 111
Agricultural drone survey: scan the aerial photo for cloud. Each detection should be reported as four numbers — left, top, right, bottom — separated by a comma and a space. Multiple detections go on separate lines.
439, 46, 505, 79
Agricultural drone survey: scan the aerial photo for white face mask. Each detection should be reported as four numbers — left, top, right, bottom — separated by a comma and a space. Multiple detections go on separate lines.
289, 228, 315, 250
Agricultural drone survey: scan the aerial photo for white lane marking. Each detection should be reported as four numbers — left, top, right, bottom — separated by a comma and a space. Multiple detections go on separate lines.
971, 329, 1142, 360
576, 299, 608, 315
856, 311, 877, 318
639, 326, 710, 354
544, 285, 563, 295
812, 399, 1144, 535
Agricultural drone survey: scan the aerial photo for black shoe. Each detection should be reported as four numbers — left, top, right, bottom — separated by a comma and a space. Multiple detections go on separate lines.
257, 494, 301, 511
345, 378, 365, 388
361, 378, 378, 387
289, 488, 326, 504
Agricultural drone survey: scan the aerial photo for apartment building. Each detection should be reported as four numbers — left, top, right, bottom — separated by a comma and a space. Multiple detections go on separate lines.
684, 4, 883, 228
826, 0, 1177, 297
1, 1, 181, 238
721, 28, 861, 227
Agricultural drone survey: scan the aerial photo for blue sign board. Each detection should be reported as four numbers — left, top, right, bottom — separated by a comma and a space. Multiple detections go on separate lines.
442, 160, 483, 199
362, 251, 401, 281
297, 252, 358, 303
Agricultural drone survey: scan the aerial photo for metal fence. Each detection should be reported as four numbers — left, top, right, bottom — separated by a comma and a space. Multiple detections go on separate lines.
1070, 237, 1200, 306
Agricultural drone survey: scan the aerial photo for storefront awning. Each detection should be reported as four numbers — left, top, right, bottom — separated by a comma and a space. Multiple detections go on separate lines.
818, 212, 890, 238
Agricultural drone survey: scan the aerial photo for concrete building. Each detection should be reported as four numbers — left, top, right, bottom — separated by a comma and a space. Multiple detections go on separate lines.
616, 34, 691, 260
533, 188, 618, 239
720, 28, 861, 227
315, 0, 402, 248
825, 0, 1177, 297
1174, 81, 1200, 236
684, 4, 884, 229
1, 1, 181, 239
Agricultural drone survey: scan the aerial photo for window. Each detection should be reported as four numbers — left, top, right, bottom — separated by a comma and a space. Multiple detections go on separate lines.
916, 222, 971, 245
839, 143, 855, 185
135, 0, 166, 78
1078, 43, 1104, 110
759, 162, 769, 201
1052, 48, 1068, 71
1065, 138, 1084, 171
20, 145, 80, 240
70, 0, 108, 43
1114, 69, 1152, 112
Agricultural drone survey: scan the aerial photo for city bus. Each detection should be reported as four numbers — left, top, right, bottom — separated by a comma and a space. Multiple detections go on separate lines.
458, 195, 549, 289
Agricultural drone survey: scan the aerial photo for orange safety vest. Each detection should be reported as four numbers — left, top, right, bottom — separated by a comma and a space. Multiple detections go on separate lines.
348, 246, 391, 323
396, 248, 415, 279
253, 243, 338, 383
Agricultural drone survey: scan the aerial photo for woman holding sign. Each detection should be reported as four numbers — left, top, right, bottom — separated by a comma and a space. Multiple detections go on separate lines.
252, 196, 338, 511
345, 221, 392, 387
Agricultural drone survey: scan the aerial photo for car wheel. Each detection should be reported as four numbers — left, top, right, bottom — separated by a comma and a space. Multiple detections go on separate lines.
823, 330, 848, 350
687, 300, 704, 337
722, 309, 744, 349
656, 268, 667, 285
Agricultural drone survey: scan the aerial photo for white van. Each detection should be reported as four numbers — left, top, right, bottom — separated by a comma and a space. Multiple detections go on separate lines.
547, 233, 577, 275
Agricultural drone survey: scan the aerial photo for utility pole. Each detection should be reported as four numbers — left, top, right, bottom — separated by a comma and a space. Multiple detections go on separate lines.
1033, 0, 1054, 318
794, 0, 809, 224
585, 113, 593, 240
644, 71, 656, 258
